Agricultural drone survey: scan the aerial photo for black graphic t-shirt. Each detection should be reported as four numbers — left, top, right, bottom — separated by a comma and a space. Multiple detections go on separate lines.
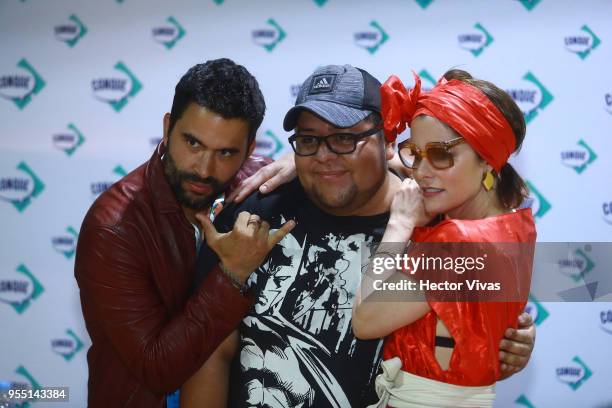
195, 179, 389, 408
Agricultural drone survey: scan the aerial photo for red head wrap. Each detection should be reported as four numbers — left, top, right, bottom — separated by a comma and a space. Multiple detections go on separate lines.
381, 72, 516, 172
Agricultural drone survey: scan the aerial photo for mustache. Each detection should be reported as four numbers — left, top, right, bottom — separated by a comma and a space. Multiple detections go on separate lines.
178, 171, 221, 190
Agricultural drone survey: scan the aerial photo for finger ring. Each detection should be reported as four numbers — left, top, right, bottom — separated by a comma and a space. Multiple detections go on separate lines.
247, 217, 262, 228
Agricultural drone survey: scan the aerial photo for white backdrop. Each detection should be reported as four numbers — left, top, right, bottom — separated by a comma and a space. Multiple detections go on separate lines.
1, 0, 611, 407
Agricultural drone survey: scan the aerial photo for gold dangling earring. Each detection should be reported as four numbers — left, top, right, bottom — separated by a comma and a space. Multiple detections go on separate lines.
482, 171, 495, 191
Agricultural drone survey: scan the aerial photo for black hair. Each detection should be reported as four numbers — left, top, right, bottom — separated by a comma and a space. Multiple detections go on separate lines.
168, 58, 265, 144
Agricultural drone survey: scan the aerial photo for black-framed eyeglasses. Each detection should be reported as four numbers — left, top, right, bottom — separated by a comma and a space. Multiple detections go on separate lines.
288, 127, 381, 156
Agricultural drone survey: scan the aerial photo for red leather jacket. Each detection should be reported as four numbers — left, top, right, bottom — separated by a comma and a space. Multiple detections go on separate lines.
74, 144, 271, 407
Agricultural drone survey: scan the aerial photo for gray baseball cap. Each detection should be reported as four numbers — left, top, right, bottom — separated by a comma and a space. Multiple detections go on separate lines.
283, 64, 382, 131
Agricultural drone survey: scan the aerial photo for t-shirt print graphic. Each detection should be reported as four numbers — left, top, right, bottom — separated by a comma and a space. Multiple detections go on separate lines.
236, 216, 380, 408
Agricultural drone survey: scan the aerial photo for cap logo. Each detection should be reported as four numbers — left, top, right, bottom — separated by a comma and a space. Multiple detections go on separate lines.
309, 74, 336, 95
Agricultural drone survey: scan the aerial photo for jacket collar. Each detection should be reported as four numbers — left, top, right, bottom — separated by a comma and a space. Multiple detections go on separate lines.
146, 142, 184, 214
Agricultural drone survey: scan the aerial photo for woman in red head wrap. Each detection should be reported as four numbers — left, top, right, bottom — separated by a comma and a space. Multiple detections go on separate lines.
352, 69, 536, 407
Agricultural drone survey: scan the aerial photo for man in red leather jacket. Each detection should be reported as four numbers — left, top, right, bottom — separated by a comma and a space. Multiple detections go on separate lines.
74, 59, 273, 407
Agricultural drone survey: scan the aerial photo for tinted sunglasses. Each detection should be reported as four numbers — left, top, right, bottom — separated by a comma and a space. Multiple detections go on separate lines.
398, 137, 466, 169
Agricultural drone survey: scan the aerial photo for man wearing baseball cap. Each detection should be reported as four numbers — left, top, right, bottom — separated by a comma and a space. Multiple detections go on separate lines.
181, 64, 535, 407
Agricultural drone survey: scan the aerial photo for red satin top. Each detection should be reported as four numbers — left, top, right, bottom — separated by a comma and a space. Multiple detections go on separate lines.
382, 209, 536, 386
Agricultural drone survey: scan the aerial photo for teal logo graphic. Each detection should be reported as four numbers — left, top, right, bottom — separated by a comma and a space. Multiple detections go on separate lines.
519, 0, 541, 11
354, 21, 389, 54
458, 23, 493, 57
601, 309, 612, 334
252, 19, 286, 52
0, 162, 45, 212
0, 366, 42, 408
556, 356, 592, 390
91, 61, 142, 112
313, 0, 328, 6
255, 130, 284, 159
525, 294, 549, 326
90, 165, 127, 198
54, 14, 87, 47
525, 180, 551, 220
415, 0, 434, 9
515, 394, 536, 408
558, 247, 595, 283
605, 93, 612, 114
603, 201, 612, 225
0, 264, 44, 314
52, 226, 79, 259
506, 72, 553, 123
51, 329, 84, 361
212, 0, 224, 4
564, 25, 601, 60
152, 16, 186, 49
53, 123, 85, 156
418, 69, 437, 91
560, 139, 597, 174
0, 59, 46, 109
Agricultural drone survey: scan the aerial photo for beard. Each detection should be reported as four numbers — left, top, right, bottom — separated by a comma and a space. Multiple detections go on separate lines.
162, 152, 232, 211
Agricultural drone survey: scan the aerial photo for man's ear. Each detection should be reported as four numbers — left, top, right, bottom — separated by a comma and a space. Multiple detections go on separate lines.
162, 113, 171, 147
246, 138, 256, 158
482, 160, 493, 174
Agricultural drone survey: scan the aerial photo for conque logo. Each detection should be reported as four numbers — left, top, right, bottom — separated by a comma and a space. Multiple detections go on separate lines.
51, 329, 84, 361
524, 294, 549, 326
560, 139, 597, 174
152, 16, 186, 49
52, 226, 79, 259
90, 165, 128, 198
600, 309, 612, 334
525, 180, 551, 220
556, 356, 592, 391
54, 14, 87, 48
312, 0, 328, 6
505, 72, 553, 124
0, 59, 46, 109
518, 0, 541, 11
564, 25, 601, 60
91, 62, 142, 112
0, 264, 44, 314
418, 69, 437, 92
414, 0, 434, 9
53, 123, 85, 156
354, 21, 389, 54
1, 366, 41, 404
558, 248, 594, 283
255, 130, 284, 159
515, 394, 536, 408
252, 19, 286, 52
0, 162, 45, 212
458, 23, 493, 57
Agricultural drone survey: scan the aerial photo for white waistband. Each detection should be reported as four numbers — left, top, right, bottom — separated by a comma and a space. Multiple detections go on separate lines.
368, 357, 496, 408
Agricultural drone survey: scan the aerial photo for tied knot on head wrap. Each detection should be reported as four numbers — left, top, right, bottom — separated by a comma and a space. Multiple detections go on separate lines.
380, 71, 516, 173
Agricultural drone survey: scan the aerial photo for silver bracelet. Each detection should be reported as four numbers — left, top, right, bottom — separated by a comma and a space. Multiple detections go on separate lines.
219, 263, 248, 295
